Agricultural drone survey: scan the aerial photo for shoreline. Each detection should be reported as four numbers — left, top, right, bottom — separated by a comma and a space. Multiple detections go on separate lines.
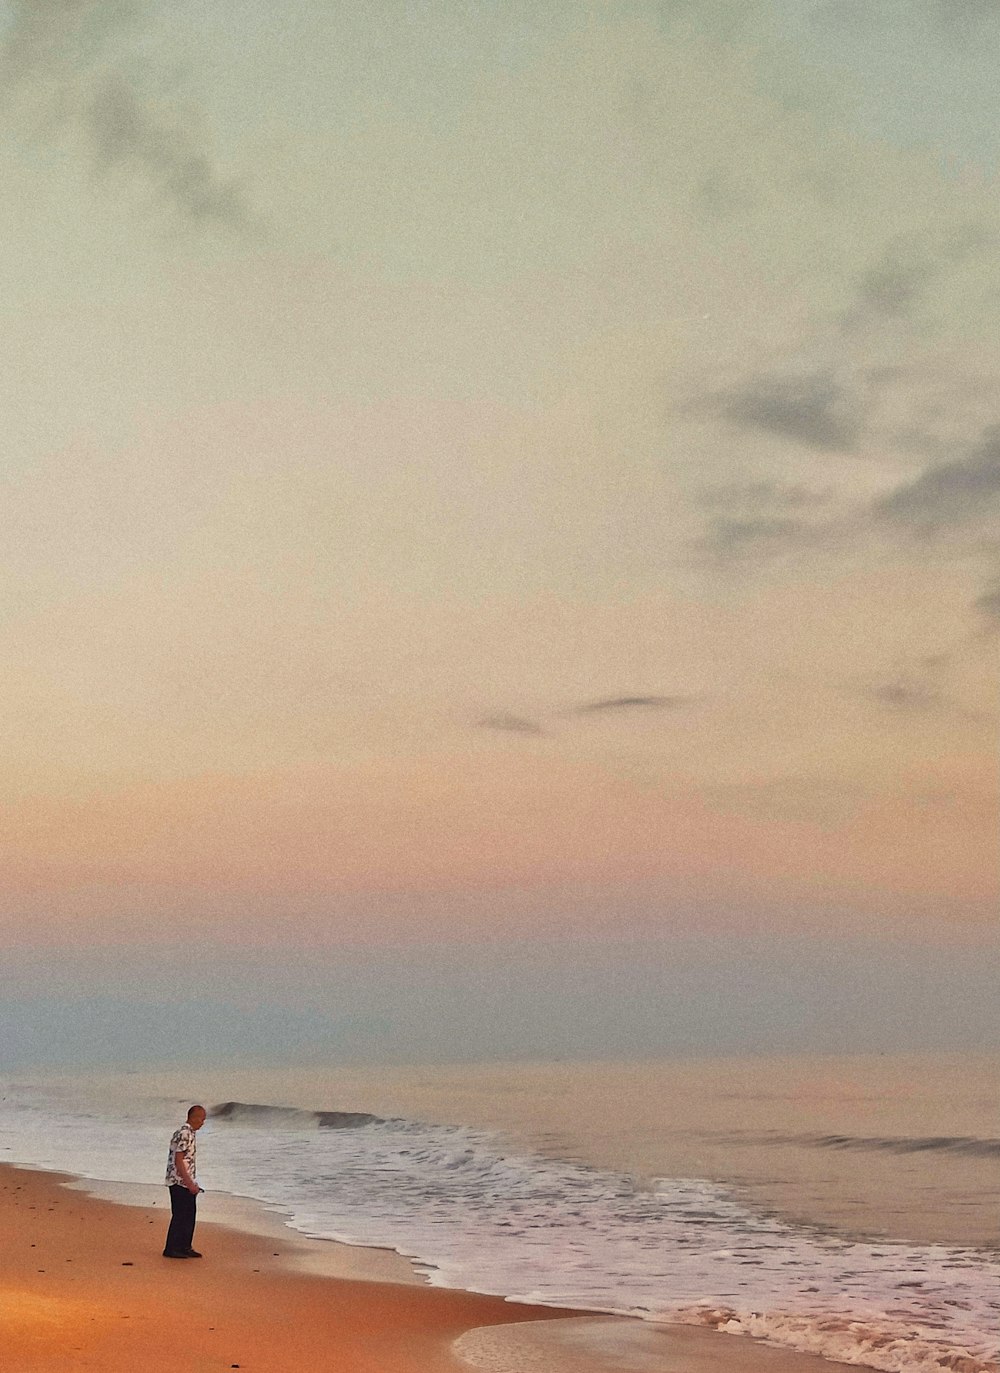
0, 1160, 876, 1373
56, 1172, 428, 1285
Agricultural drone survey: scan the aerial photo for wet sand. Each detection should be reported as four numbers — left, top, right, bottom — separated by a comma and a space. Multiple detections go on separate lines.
0, 1164, 868, 1371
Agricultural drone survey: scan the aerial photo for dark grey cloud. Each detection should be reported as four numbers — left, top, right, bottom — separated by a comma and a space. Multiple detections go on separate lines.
477, 713, 545, 735
707, 370, 861, 451
1, 0, 261, 233
574, 696, 693, 714
871, 425, 1000, 532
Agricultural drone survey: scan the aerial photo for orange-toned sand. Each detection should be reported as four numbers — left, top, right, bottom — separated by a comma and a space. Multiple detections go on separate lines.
1, 1165, 574, 1372
0, 1164, 866, 1372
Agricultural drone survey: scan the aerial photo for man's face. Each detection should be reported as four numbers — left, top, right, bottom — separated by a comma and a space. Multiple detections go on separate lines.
189, 1109, 207, 1131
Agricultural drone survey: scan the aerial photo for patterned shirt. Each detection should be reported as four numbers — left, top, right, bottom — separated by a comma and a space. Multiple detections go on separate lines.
165, 1122, 197, 1187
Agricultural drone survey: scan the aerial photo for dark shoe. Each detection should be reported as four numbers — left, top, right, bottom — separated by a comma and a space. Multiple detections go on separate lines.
183, 1249, 203, 1258
162, 1250, 191, 1258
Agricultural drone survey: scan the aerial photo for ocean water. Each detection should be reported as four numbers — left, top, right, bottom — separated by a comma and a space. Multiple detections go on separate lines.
1, 1054, 997, 1372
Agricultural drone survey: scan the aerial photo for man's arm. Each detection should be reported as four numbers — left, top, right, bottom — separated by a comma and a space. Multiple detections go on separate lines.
173, 1151, 202, 1194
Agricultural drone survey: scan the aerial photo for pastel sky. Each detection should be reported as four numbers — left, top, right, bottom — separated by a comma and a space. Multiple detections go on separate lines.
2, 2, 997, 1055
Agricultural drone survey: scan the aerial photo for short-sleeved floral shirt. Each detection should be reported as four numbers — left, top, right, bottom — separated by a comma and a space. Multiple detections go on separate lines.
165, 1122, 197, 1187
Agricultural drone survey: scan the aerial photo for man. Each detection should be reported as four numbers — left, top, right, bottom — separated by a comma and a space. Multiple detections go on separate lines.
163, 1104, 206, 1259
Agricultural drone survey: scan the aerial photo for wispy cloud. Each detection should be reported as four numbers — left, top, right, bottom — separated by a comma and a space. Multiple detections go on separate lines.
972, 582, 1000, 631
842, 225, 988, 331
705, 369, 860, 452
1, 0, 262, 233
683, 218, 998, 582
573, 696, 694, 715
684, 219, 992, 494
477, 713, 545, 736
479, 697, 695, 734
695, 515, 812, 559
697, 480, 832, 514
854, 260, 921, 319
88, 75, 259, 231
847, 657, 989, 723
856, 679, 947, 713
693, 480, 832, 561
871, 425, 1000, 532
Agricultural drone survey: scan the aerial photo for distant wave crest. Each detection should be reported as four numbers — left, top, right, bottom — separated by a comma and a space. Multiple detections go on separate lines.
725, 1131, 1000, 1158
209, 1100, 385, 1130
810, 1133, 1000, 1157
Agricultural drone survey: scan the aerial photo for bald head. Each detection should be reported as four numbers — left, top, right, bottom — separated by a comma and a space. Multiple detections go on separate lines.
187, 1105, 207, 1129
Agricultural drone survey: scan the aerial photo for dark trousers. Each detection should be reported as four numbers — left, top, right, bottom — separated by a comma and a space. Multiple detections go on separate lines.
164, 1185, 197, 1253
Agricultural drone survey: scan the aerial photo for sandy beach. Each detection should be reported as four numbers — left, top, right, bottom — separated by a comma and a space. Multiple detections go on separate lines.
0, 1163, 874, 1373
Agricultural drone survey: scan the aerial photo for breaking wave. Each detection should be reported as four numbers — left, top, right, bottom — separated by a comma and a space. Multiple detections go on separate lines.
680, 1305, 1000, 1373
209, 1101, 385, 1130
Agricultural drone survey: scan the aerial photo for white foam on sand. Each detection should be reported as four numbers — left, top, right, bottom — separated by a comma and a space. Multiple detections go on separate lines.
454, 1319, 651, 1373
453, 1317, 848, 1373
456, 1313, 1000, 1373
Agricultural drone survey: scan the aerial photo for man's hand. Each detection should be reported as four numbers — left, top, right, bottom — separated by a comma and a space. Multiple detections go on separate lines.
174, 1151, 201, 1195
